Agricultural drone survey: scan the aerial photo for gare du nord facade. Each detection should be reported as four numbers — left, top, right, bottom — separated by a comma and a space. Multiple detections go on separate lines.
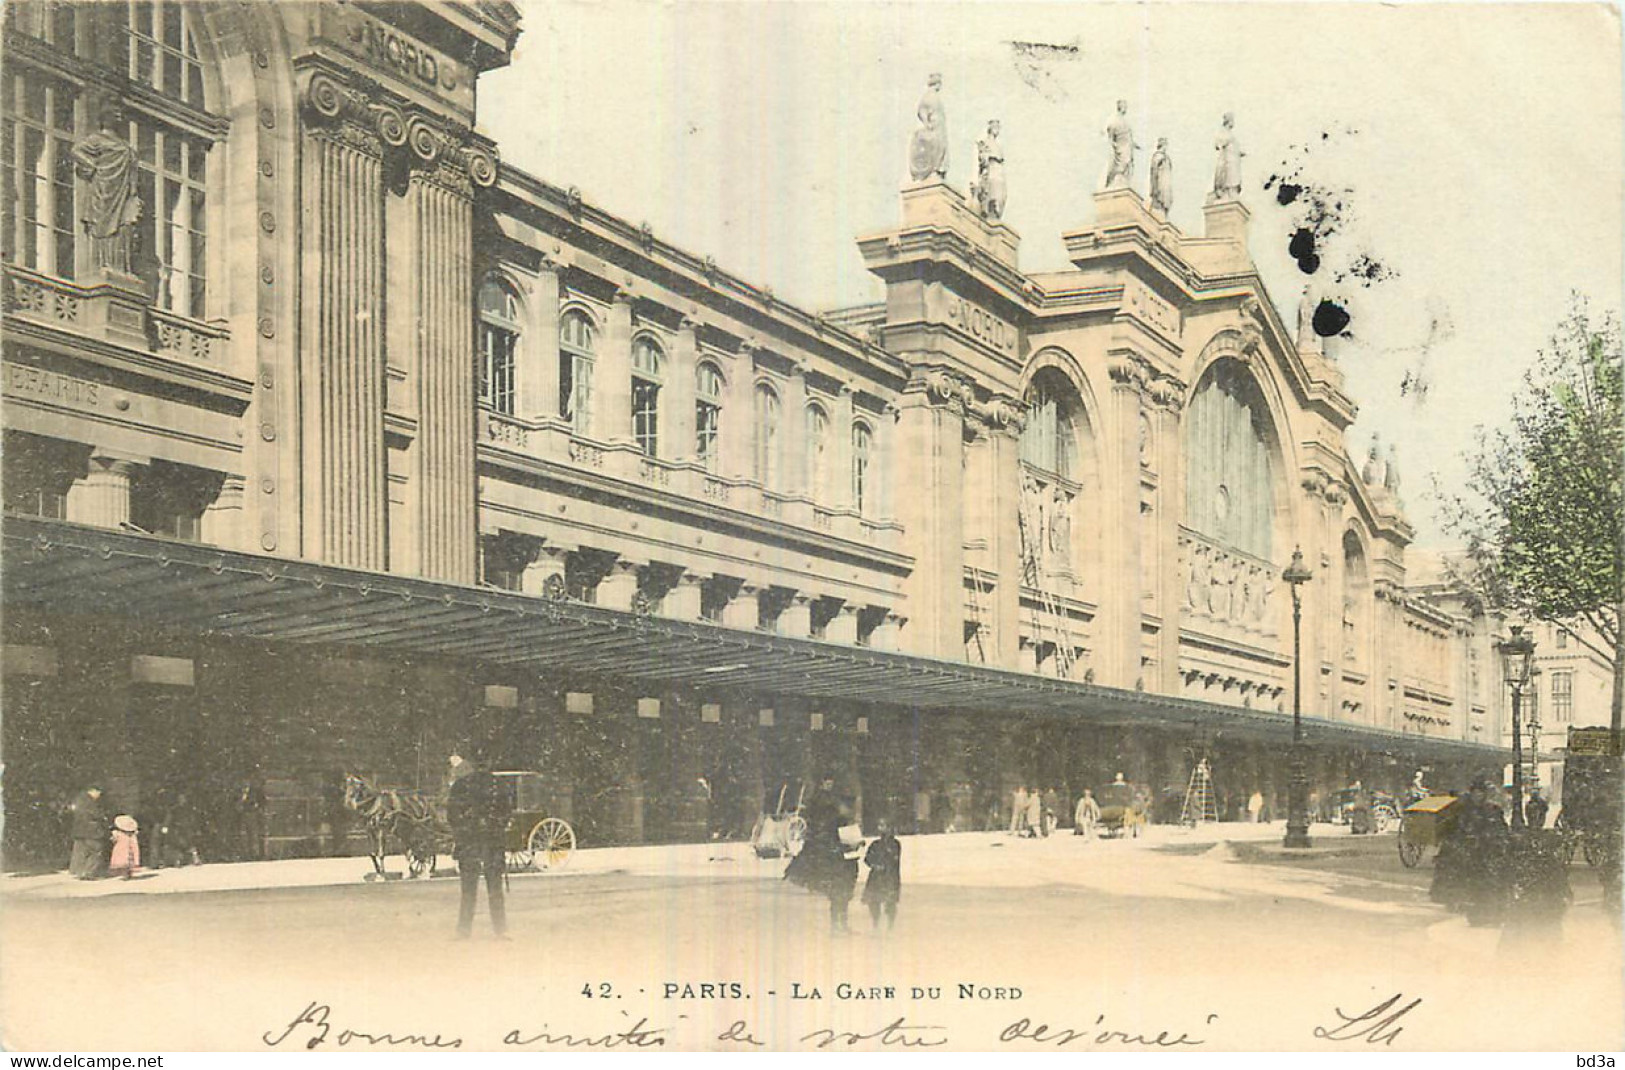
0, 0, 1510, 868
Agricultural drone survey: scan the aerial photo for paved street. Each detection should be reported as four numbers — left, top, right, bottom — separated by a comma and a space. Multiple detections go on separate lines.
3, 825, 1620, 1052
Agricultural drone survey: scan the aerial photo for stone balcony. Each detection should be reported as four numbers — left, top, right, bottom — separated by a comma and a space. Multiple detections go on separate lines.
3, 264, 231, 367
476, 409, 904, 552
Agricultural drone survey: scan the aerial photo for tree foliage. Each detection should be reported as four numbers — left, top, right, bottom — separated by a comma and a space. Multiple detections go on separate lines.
1440, 296, 1624, 725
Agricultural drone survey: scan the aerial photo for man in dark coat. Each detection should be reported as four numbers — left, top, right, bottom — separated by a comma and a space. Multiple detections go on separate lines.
1524, 789, 1550, 830
67, 787, 107, 879
862, 818, 902, 931
447, 749, 514, 939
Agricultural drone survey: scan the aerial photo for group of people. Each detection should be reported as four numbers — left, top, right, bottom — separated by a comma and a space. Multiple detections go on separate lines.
1007, 786, 1065, 838
1430, 778, 1573, 933
784, 778, 902, 933
55, 778, 271, 879
66, 787, 142, 881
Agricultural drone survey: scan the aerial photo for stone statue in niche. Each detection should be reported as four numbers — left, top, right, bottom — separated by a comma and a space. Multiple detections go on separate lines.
1048, 486, 1071, 563
974, 120, 1007, 219
1209, 112, 1242, 202
1149, 137, 1173, 215
1102, 99, 1136, 190
908, 74, 949, 182
1259, 575, 1275, 622
1186, 546, 1207, 608
73, 103, 144, 276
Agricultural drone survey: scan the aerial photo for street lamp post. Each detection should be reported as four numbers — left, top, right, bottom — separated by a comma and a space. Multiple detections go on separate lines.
1282, 546, 1314, 849
1499, 625, 1537, 830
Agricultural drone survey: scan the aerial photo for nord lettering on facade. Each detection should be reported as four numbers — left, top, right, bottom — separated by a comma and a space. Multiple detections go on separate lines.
339, 8, 460, 97
943, 294, 1016, 355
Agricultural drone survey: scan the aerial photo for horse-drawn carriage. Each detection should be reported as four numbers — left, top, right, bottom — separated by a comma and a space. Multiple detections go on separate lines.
1097, 781, 1147, 838
343, 770, 576, 879
1397, 793, 1461, 868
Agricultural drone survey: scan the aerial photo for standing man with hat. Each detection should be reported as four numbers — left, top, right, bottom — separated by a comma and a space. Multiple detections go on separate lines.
447, 746, 514, 940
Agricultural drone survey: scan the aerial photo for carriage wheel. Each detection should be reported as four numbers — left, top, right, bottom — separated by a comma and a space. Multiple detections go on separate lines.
529, 818, 576, 869
1398, 837, 1422, 868
507, 849, 535, 871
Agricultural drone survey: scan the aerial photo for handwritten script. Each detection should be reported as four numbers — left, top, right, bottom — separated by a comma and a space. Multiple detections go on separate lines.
1313, 993, 1423, 1046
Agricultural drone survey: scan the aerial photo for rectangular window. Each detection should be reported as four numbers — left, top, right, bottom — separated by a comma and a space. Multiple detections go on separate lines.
632, 378, 659, 457
132, 117, 209, 318
566, 356, 594, 434
1, 72, 77, 278
695, 400, 720, 469
1552, 671, 1573, 724
1556, 629, 1569, 649
478, 323, 517, 415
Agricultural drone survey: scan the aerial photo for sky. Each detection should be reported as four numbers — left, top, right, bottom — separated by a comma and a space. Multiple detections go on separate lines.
479, 1, 1624, 547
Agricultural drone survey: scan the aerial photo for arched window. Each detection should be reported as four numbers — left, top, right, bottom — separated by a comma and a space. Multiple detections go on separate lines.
852, 422, 874, 515
631, 335, 663, 457
1020, 377, 1078, 480
1184, 360, 1275, 560
559, 309, 595, 433
1342, 530, 1369, 666
695, 362, 724, 470
805, 403, 830, 500
476, 278, 520, 414
753, 383, 781, 487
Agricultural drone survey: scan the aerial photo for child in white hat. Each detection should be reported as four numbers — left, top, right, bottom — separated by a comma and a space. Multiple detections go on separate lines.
109, 814, 141, 880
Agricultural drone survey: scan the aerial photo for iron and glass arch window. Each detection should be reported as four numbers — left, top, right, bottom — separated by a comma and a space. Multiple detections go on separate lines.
558, 309, 596, 433
476, 278, 520, 415
631, 335, 664, 457
753, 383, 782, 488
1019, 379, 1078, 481
695, 361, 724, 470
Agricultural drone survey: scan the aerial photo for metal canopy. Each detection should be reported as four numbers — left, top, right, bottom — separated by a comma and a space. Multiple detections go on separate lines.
1, 516, 1507, 763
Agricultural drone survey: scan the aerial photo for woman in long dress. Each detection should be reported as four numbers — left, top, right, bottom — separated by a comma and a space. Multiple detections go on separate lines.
908, 75, 948, 181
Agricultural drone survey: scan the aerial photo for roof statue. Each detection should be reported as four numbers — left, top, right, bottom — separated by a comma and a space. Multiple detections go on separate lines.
1149, 137, 1173, 215
1209, 112, 1242, 202
908, 74, 948, 182
973, 120, 1007, 219
1102, 98, 1136, 190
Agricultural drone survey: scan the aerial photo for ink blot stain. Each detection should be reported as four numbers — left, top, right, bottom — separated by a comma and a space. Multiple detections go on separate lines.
1290, 228, 1321, 275
1276, 183, 1302, 206
1313, 300, 1350, 338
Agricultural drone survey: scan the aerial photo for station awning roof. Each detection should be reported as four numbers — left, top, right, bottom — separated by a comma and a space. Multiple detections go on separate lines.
1, 516, 1508, 763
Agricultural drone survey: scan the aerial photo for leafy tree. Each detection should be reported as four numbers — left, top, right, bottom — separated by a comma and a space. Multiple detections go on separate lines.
1441, 296, 1623, 731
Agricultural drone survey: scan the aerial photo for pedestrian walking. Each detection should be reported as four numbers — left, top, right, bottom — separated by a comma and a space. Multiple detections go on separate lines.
238, 776, 267, 861
67, 786, 107, 880
1025, 789, 1043, 839
1074, 789, 1100, 839
1010, 786, 1029, 835
108, 814, 141, 879
447, 747, 514, 940
862, 818, 901, 932
1042, 787, 1060, 836
787, 778, 858, 932
1525, 789, 1550, 830
1248, 790, 1264, 823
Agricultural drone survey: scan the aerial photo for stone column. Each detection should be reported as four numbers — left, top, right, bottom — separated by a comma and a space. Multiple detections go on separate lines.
663, 571, 706, 621
894, 369, 965, 659
522, 257, 562, 422
598, 290, 635, 444
668, 317, 701, 463
985, 397, 1025, 669
520, 543, 572, 597
201, 475, 248, 549
722, 343, 758, 481
598, 557, 642, 611
401, 160, 476, 584
830, 383, 856, 512
722, 582, 760, 630
66, 454, 141, 528
298, 72, 388, 569
826, 602, 861, 645
1149, 382, 1185, 692
784, 363, 810, 498
876, 403, 898, 522
781, 592, 813, 638
1100, 355, 1149, 687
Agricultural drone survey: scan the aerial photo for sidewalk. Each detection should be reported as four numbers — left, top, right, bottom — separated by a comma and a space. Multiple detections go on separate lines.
1, 818, 1312, 903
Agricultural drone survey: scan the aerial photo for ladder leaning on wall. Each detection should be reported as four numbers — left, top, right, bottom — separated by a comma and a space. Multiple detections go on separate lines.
1017, 478, 1075, 679
1181, 757, 1218, 826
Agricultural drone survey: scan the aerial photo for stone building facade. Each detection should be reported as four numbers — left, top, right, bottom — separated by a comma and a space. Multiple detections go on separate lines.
1, 0, 1509, 867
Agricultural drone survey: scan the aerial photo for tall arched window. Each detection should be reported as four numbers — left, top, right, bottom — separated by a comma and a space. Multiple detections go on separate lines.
852, 422, 874, 515
476, 278, 520, 414
631, 335, 663, 457
753, 383, 781, 487
695, 361, 723, 470
559, 309, 595, 433
1184, 359, 1275, 560
1342, 530, 1369, 666
805, 402, 830, 500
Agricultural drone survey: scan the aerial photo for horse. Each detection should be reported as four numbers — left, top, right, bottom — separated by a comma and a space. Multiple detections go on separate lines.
342, 773, 446, 878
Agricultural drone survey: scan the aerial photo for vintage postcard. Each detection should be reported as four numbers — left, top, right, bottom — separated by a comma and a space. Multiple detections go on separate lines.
1, 0, 1621, 1056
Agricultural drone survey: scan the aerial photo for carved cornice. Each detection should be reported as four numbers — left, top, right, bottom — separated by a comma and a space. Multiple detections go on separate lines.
300, 67, 497, 194
906, 365, 972, 414
1145, 376, 1184, 414
982, 393, 1027, 435
1107, 352, 1156, 394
